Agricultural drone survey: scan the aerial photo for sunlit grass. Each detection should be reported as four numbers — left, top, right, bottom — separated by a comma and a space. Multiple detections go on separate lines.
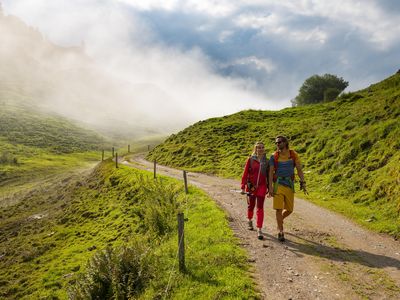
147, 73, 400, 237
0, 160, 259, 299
0, 142, 103, 196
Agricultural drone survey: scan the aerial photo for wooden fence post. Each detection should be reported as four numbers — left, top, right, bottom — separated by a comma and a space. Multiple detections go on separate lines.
128, 144, 130, 153
178, 212, 185, 272
112, 147, 115, 157
115, 153, 118, 168
183, 170, 188, 194
101, 150, 104, 161
153, 160, 156, 179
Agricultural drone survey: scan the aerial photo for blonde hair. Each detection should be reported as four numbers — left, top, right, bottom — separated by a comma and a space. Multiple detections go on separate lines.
252, 141, 265, 155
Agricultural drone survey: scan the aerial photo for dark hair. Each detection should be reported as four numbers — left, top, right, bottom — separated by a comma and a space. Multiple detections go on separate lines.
275, 135, 289, 149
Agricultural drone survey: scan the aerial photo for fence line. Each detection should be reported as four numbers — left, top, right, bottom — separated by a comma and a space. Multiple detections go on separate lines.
183, 170, 188, 194
164, 212, 186, 299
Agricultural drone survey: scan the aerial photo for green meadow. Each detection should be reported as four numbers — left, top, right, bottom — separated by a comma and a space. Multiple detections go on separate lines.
0, 160, 259, 299
148, 73, 400, 238
1, 98, 258, 299
0, 101, 108, 203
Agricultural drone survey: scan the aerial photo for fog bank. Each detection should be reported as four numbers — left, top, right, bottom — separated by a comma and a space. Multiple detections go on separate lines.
1, 2, 277, 138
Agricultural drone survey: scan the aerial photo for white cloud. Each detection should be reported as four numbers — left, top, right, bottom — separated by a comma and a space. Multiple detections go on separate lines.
256, 1, 400, 49
234, 12, 328, 45
218, 30, 234, 43
309, 1, 399, 49
183, 0, 236, 17
291, 27, 327, 44
118, 0, 236, 17
235, 13, 278, 31
97, 0, 400, 49
231, 56, 277, 73
116, 0, 179, 11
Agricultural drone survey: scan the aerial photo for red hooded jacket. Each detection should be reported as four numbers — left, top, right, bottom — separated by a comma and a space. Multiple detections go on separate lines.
241, 155, 268, 197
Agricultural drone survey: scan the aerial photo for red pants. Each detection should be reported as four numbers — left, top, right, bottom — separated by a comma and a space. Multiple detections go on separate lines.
247, 195, 265, 228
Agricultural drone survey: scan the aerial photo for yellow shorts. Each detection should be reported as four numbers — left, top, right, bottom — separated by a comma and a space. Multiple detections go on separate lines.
273, 184, 294, 212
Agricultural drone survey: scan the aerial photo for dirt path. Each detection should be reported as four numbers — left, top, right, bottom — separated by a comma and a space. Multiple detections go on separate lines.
124, 154, 400, 300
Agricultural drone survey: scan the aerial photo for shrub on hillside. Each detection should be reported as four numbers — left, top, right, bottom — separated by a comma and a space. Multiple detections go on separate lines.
68, 243, 155, 299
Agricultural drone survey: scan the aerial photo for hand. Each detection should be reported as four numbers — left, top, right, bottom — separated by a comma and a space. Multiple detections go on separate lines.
300, 181, 308, 195
240, 189, 246, 195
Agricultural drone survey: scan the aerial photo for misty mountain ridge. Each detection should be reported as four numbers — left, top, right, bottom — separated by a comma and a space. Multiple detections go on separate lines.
0, 10, 188, 139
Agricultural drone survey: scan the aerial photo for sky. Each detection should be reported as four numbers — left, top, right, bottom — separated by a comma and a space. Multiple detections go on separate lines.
2, 0, 400, 131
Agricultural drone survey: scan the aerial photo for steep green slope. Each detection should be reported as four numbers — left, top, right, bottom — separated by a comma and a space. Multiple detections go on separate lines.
148, 73, 400, 237
0, 101, 109, 187
0, 102, 106, 153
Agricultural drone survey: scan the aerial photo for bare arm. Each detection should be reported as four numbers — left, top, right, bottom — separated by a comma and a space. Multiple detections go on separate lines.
295, 159, 308, 194
268, 165, 274, 197
295, 161, 305, 182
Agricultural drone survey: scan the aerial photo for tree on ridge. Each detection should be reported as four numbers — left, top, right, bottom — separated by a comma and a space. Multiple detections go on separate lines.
292, 73, 348, 106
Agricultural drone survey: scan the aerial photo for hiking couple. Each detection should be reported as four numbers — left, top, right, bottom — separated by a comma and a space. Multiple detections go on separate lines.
240, 136, 307, 241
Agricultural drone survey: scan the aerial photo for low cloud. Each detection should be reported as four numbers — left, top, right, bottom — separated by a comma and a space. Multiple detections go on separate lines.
1, 0, 277, 138
2, 0, 400, 135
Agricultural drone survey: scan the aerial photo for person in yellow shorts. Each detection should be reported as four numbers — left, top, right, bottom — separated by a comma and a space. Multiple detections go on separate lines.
268, 136, 307, 242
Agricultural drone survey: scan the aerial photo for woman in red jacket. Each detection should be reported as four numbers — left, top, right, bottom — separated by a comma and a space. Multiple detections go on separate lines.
241, 141, 269, 240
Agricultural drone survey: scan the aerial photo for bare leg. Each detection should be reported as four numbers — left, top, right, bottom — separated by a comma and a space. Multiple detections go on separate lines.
275, 209, 283, 232
282, 210, 292, 220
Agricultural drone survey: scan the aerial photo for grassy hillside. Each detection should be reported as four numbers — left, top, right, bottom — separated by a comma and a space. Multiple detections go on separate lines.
0, 102, 106, 153
148, 73, 400, 237
0, 160, 258, 299
0, 101, 110, 191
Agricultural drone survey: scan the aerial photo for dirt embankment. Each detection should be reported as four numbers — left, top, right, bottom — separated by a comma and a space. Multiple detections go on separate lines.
124, 154, 400, 300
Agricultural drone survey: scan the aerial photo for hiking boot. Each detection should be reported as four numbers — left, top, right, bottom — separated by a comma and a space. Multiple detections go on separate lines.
257, 228, 263, 240
248, 220, 254, 230
278, 232, 285, 242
